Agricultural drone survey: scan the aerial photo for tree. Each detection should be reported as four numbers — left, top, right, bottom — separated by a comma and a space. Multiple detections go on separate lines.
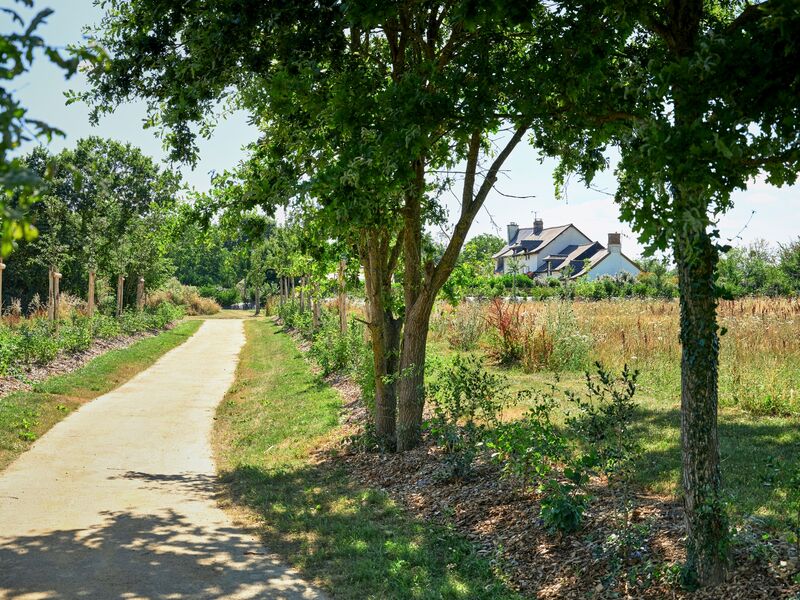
778, 238, 800, 291
547, 0, 800, 585
460, 234, 505, 276
81, 0, 635, 450
5, 139, 181, 309
1, 1, 96, 256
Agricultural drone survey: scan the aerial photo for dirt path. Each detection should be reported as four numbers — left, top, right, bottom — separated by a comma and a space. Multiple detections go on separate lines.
0, 320, 323, 600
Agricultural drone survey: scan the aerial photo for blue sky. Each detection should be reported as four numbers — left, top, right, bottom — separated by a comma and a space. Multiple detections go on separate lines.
12, 0, 799, 259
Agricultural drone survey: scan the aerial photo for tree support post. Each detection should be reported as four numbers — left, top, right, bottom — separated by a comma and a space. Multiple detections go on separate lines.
0, 257, 5, 317
116, 275, 125, 318
312, 282, 321, 331
52, 271, 62, 332
87, 270, 96, 318
47, 267, 55, 322
136, 277, 145, 311
299, 276, 305, 313
338, 259, 347, 335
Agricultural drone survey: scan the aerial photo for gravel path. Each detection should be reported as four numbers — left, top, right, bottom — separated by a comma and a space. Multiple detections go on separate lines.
0, 319, 323, 600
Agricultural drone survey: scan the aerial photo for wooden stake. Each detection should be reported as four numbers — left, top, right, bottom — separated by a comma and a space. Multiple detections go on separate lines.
0, 257, 5, 317
312, 281, 321, 331
299, 276, 305, 313
136, 277, 145, 311
116, 275, 125, 318
338, 259, 347, 335
48, 267, 55, 322
87, 270, 96, 318
52, 271, 62, 331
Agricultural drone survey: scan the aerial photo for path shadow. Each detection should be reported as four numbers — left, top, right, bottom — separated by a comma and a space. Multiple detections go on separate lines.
0, 478, 320, 599
217, 462, 514, 599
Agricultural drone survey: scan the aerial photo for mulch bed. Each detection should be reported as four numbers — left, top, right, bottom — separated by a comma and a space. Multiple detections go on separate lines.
312, 367, 800, 599
0, 329, 165, 399
274, 321, 800, 598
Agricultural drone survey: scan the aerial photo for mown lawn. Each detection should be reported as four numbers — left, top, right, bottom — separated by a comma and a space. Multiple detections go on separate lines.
214, 319, 519, 600
0, 320, 201, 471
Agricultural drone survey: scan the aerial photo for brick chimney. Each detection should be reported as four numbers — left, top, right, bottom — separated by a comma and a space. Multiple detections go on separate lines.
533, 218, 544, 235
608, 232, 621, 253
507, 222, 519, 244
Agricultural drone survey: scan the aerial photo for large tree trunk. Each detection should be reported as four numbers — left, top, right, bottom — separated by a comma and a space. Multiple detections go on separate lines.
675, 223, 729, 586
396, 297, 434, 451
394, 128, 528, 451
361, 231, 402, 447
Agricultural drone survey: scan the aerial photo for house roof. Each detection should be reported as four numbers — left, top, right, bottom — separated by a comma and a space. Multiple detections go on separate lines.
492, 224, 571, 260
532, 242, 606, 276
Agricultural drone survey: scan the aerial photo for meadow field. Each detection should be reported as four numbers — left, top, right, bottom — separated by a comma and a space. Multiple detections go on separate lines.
428, 297, 800, 521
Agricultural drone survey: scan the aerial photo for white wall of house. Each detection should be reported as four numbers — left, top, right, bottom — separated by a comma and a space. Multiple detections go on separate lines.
541, 226, 593, 253
512, 253, 538, 273
586, 252, 640, 280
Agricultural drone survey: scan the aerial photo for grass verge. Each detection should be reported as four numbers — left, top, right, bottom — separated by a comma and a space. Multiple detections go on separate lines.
214, 319, 519, 600
0, 320, 201, 471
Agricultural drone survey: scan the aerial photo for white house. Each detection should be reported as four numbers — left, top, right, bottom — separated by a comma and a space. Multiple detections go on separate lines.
492, 219, 641, 280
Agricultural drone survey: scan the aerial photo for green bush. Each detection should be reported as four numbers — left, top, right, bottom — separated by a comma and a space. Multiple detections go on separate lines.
59, 318, 93, 353
91, 314, 122, 339
308, 315, 366, 377
199, 285, 239, 307
0, 326, 22, 375
425, 354, 508, 479
0, 303, 183, 376
17, 319, 61, 365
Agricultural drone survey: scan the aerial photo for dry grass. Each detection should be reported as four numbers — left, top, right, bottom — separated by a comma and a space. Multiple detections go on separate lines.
147, 279, 221, 316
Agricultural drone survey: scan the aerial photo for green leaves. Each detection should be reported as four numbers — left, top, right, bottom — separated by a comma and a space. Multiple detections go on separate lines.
1, 1, 101, 256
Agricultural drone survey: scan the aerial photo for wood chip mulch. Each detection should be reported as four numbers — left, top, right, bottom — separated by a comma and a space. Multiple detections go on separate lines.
312, 373, 800, 600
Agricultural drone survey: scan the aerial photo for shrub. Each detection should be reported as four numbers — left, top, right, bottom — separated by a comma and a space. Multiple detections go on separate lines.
566, 363, 641, 516
445, 302, 485, 351
0, 326, 22, 375
540, 479, 591, 534
485, 389, 566, 491
199, 285, 239, 307
308, 313, 367, 377
484, 298, 525, 364
426, 354, 508, 479
91, 314, 122, 339
59, 318, 93, 353
148, 278, 220, 315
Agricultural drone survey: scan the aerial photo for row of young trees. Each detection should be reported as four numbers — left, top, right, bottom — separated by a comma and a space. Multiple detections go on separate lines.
80, 0, 799, 585
3, 138, 179, 314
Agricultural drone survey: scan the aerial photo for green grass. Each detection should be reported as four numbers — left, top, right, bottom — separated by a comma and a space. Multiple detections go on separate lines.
427, 337, 800, 526
0, 320, 201, 471
214, 320, 520, 600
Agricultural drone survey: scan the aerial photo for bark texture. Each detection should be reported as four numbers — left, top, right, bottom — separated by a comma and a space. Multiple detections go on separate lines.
360, 229, 403, 447
675, 224, 729, 585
